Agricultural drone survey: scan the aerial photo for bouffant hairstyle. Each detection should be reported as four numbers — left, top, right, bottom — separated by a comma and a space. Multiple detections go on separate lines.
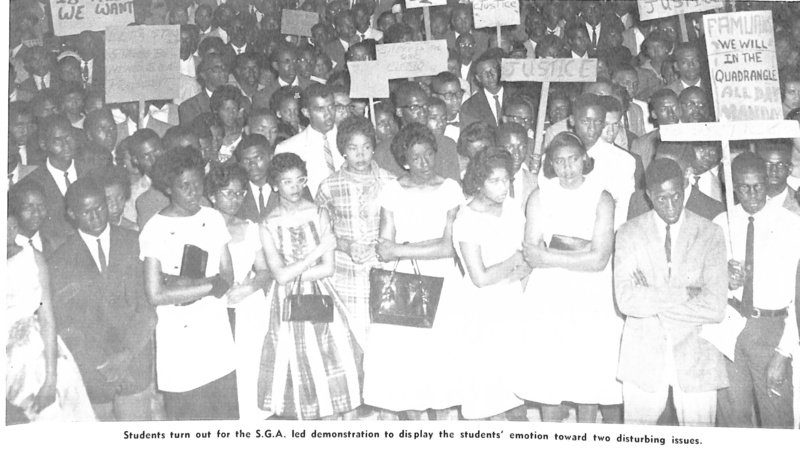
204, 162, 249, 198
542, 132, 595, 179
457, 122, 496, 158
210, 84, 244, 113
462, 148, 514, 197
266, 152, 308, 187
151, 145, 205, 196
336, 115, 376, 155
390, 123, 437, 170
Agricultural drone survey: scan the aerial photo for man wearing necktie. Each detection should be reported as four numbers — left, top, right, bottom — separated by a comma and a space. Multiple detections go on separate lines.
50, 178, 156, 421
615, 158, 728, 426
715, 153, 800, 429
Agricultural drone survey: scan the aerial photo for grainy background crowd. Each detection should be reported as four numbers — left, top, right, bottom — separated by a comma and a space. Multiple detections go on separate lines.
5, 0, 800, 430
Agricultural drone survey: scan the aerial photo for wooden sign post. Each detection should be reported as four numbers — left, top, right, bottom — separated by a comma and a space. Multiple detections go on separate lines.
105, 26, 181, 129
404, 0, 446, 42
49, 0, 134, 36
348, 61, 391, 128
637, 0, 724, 42
473, 0, 521, 48
501, 58, 597, 158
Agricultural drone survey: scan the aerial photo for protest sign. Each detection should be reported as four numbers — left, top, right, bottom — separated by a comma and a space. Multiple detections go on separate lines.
280, 9, 319, 37
501, 58, 597, 83
375, 40, 448, 79
703, 10, 783, 122
659, 121, 800, 142
473, 0, 521, 29
50, 0, 135, 36
404, 0, 446, 9
348, 61, 390, 99
105, 26, 180, 106
637, 0, 723, 21
502, 58, 597, 158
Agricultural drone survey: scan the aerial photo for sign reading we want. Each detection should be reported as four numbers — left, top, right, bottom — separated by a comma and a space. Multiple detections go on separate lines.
50, 0, 135, 36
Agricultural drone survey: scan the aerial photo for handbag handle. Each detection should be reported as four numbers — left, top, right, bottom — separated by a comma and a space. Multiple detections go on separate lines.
391, 258, 421, 276
290, 272, 304, 295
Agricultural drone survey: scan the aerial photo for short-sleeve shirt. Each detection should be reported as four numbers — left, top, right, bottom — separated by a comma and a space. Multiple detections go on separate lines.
139, 207, 235, 392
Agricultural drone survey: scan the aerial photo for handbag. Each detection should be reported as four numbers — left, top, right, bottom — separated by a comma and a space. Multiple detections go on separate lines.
282, 273, 334, 323
368, 259, 443, 328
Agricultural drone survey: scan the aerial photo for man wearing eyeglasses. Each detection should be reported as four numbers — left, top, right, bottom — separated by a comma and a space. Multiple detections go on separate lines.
431, 71, 464, 143
757, 141, 800, 217
715, 152, 800, 429
179, 54, 230, 125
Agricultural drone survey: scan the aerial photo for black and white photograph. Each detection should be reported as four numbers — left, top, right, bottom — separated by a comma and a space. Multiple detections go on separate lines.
3, 0, 800, 448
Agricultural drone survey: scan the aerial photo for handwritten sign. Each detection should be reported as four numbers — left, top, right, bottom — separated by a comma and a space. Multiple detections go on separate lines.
348, 61, 390, 99
50, 0, 135, 36
105, 26, 180, 104
637, 0, 723, 21
404, 0, 447, 9
473, 0, 521, 29
501, 58, 597, 82
375, 40, 448, 79
703, 11, 783, 122
660, 121, 800, 141
280, 9, 319, 37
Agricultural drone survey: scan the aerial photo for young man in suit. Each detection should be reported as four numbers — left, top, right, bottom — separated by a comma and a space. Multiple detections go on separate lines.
628, 142, 725, 222
324, 11, 359, 69
178, 24, 202, 105
21, 46, 60, 92
460, 50, 514, 132
9, 101, 45, 166
252, 45, 309, 110
446, 4, 489, 57
274, 84, 345, 196
615, 144, 728, 427
8, 179, 64, 257
233, 134, 275, 222
667, 43, 705, 96
49, 177, 157, 421
758, 140, 800, 217
715, 152, 800, 429
75, 31, 105, 90
179, 53, 230, 125
27, 115, 102, 241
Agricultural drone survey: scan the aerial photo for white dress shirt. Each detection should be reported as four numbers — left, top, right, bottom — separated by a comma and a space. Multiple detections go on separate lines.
46, 158, 77, 196
714, 204, 800, 353
460, 61, 472, 81
180, 57, 196, 77
653, 211, 685, 277
78, 225, 111, 272
571, 50, 589, 59
274, 126, 345, 197
340, 38, 351, 52
361, 27, 383, 41
80, 58, 94, 82
16, 232, 43, 253
33, 72, 51, 90
278, 76, 299, 87
585, 22, 602, 47
484, 86, 504, 125
695, 166, 722, 202
231, 43, 247, 55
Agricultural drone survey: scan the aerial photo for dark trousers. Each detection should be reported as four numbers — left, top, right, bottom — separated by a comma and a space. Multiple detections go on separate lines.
717, 317, 794, 428
163, 371, 239, 421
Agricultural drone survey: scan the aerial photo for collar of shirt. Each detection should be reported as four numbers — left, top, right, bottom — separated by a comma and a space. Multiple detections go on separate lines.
46, 158, 77, 196
767, 186, 789, 208
180, 57, 196, 77
339, 38, 351, 52
652, 209, 684, 250
585, 22, 601, 37
278, 76, 298, 87
9, 162, 21, 185
34, 72, 50, 89
460, 61, 471, 80
249, 180, 269, 197
681, 78, 701, 90
11, 43, 23, 58
232, 43, 247, 54
9, 88, 18, 102
218, 28, 229, 44
78, 225, 111, 272
125, 117, 137, 136
17, 145, 28, 165
546, 26, 560, 35
81, 58, 93, 75
205, 88, 214, 98
16, 232, 42, 252
571, 50, 588, 59
148, 103, 171, 123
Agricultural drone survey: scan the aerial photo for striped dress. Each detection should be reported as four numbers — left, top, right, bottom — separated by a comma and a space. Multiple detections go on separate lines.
257, 208, 363, 420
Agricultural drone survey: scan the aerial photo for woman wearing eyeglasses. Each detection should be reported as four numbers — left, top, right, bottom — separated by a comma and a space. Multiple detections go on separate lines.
257, 153, 363, 420
205, 163, 271, 420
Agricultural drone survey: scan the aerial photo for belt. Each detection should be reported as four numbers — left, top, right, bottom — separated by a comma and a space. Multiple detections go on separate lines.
728, 298, 788, 319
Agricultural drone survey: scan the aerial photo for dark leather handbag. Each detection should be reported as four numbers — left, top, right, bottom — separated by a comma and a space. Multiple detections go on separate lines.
282, 274, 334, 323
368, 259, 443, 328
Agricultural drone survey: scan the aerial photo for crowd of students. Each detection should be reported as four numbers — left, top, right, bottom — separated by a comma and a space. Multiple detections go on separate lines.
6, 0, 800, 428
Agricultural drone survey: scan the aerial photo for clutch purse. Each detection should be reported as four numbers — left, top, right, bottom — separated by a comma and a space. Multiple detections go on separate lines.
180, 244, 208, 279
282, 274, 334, 323
368, 259, 443, 328
548, 234, 592, 251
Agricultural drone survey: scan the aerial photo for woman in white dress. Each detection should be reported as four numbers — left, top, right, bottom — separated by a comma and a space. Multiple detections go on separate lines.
364, 123, 463, 420
454, 148, 531, 420
206, 163, 271, 420
516, 132, 622, 423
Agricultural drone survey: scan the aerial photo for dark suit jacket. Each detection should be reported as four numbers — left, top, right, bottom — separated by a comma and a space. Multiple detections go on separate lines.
178, 90, 211, 125
578, 14, 625, 53
49, 226, 156, 403
445, 29, 489, 58
84, 54, 105, 90
251, 77, 311, 111
19, 70, 61, 93
627, 185, 726, 222
323, 39, 348, 70
459, 85, 515, 131
26, 157, 100, 241
236, 183, 312, 223
615, 210, 729, 393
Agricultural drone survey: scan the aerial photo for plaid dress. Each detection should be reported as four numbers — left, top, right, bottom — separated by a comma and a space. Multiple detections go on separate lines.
257, 208, 363, 420
315, 162, 396, 343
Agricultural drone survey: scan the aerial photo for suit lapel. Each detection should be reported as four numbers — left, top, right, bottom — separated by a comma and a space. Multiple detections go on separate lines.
672, 212, 699, 278
642, 212, 670, 283
72, 233, 102, 275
